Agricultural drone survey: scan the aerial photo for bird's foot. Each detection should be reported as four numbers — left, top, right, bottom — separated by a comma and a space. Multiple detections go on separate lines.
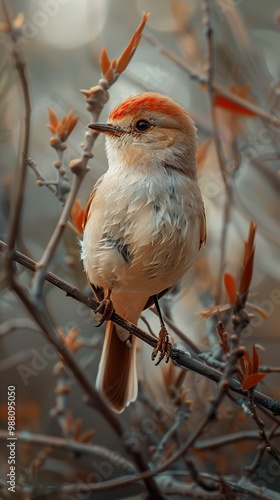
151, 326, 172, 366
94, 297, 114, 326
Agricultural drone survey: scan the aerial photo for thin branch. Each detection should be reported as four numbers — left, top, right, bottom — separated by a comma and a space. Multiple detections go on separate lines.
201, 1, 233, 324
144, 31, 280, 127
152, 406, 188, 464
214, 199, 231, 305
140, 314, 157, 337
31, 82, 109, 299
248, 397, 280, 463
0, 240, 157, 349
150, 306, 201, 355
30, 473, 280, 500
184, 458, 218, 492
260, 366, 280, 373
27, 156, 57, 195
2, 0, 31, 283
245, 421, 280, 477
195, 428, 280, 451
1, 239, 280, 416
203, 0, 232, 199
30, 346, 256, 499
0, 350, 33, 373
31, 174, 88, 298
0, 429, 136, 474
11, 279, 163, 498
30, 425, 211, 498
11, 278, 123, 435
0, 318, 40, 337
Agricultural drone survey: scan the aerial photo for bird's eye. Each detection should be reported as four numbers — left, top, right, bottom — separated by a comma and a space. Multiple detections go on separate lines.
135, 120, 151, 132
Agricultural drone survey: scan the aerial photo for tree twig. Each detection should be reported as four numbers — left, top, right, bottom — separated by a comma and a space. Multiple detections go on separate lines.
248, 398, 280, 463
0, 318, 40, 337
1, 240, 279, 417
27, 156, 57, 195
245, 421, 280, 477
29, 346, 258, 499
11, 278, 164, 498
202, 0, 232, 199
31, 82, 109, 300
0, 429, 136, 474
1, 0, 31, 283
150, 306, 201, 355
144, 31, 280, 127
195, 428, 280, 451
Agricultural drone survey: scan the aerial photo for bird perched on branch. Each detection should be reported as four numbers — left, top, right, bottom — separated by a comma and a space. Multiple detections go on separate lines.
82, 92, 206, 413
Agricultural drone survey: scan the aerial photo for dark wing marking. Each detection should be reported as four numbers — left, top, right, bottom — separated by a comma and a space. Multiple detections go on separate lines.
143, 287, 171, 311
101, 236, 131, 264
89, 282, 104, 302
199, 205, 207, 249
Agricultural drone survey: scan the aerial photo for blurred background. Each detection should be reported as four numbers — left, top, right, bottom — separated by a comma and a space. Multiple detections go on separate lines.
0, 1, 280, 498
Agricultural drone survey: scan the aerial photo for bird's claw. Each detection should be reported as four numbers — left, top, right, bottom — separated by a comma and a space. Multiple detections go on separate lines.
94, 298, 114, 326
151, 326, 172, 366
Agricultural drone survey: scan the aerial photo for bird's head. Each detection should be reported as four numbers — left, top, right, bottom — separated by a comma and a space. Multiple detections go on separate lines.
88, 92, 198, 178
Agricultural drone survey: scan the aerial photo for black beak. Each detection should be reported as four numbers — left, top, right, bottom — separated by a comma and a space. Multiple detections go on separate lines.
87, 122, 126, 136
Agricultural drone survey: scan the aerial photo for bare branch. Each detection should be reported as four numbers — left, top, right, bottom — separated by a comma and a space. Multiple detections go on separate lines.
144, 32, 280, 127
1, 240, 279, 416
1, 0, 31, 283
0, 429, 136, 474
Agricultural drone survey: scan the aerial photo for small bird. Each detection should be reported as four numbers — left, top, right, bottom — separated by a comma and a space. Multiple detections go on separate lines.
82, 92, 206, 413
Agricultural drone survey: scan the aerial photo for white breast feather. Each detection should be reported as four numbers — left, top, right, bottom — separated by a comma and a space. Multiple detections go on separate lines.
82, 165, 201, 293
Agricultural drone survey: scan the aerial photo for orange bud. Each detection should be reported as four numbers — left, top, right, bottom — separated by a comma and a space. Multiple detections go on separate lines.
242, 373, 266, 392
49, 136, 60, 147
224, 273, 237, 305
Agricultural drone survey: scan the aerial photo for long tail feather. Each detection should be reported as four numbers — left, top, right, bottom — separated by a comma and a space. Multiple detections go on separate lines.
96, 321, 137, 413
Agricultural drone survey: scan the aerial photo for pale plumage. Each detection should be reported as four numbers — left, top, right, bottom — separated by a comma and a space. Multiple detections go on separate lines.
82, 167, 202, 292
82, 92, 206, 412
